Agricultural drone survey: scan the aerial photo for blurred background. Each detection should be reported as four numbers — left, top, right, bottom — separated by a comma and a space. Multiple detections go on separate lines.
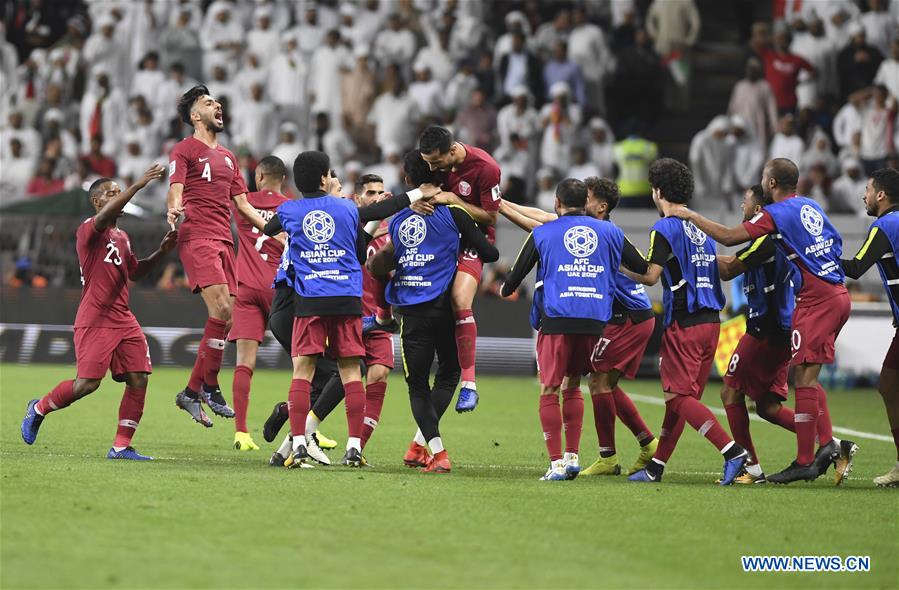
0, 0, 893, 384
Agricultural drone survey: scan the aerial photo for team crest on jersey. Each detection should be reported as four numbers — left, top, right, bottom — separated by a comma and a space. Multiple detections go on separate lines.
682, 220, 707, 245
799, 204, 824, 237
224, 156, 234, 170
458, 181, 472, 196
302, 210, 335, 243
398, 215, 427, 248
563, 225, 598, 257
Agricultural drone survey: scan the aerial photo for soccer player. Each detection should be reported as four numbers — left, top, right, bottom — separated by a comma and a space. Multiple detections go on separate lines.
167, 85, 271, 427
623, 159, 749, 485
227, 156, 290, 452
662, 158, 857, 484
418, 125, 503, 412
367, 151, 500, 473
840, 168, 899, 487
21, 166, 175, 460
498, 178, 659, 476
500, 178, 645, 481
716, 185, 800, 484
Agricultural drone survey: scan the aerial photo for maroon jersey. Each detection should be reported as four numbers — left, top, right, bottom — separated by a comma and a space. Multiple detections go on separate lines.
168, 136, 248, 245
362, 223, 391, 315
445, 143, 502, 242
233, 190, 289, 291
74, 218, 139, 329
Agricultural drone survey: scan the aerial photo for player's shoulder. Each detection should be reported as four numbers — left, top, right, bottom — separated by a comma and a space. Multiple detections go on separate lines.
249, 190, 289, 208
77, 216, 100, 238
652, 216, 680, 233
465, 144, 500, 171
170, 136, 197, 155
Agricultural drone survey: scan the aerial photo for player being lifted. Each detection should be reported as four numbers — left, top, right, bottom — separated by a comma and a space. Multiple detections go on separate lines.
624, 159, 749, 486
840, 168, 899, 487
167, 85, 271, 428
227, 156, 290, 451
21, 166, 175, 460
417, 126, 503, 412
663, 158, 857, 484
499, 178, 659, 476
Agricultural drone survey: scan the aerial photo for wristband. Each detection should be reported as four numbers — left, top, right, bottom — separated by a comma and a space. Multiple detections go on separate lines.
407, 188, 424, 202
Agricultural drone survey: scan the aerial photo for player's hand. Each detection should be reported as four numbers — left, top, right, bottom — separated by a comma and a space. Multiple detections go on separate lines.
663, 203, 692, 220
166, 206, 184, 229
139, 164, 166, 187
410, 198, 435, 216
159, 230, 178, 253
273, 231, 287, 246
434, 191, 458, 205
420, 183, 441, 198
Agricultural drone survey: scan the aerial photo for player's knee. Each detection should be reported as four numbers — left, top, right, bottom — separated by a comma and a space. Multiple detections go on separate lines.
367, 365, 389, 383
755, 401, 778, 421
73, 378, 101, 397
125, 373, 149, 390
213, 299, 232, 321
720, 387, 740, 405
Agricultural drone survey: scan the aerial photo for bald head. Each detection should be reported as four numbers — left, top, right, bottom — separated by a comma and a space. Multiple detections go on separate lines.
762, 158, 798, 200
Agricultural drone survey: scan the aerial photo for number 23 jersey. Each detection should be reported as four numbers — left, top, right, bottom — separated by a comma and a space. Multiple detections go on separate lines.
233, 190, 289, 291
74, 218, 139, 328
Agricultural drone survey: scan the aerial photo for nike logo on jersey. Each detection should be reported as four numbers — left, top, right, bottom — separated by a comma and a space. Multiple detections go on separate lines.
199, 157, 209, 162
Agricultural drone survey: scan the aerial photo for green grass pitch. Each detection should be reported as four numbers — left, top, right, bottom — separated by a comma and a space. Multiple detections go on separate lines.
1, 364, 897, 589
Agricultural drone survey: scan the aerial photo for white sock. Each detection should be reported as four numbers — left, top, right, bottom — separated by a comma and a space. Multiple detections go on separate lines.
375, 315, 391, 325
460, 381, 476, 391
413, 429, 427, 446
346, 436, 361, 451
292, 435, 307, 453
277, 435, 293, 457
746, 463, 763, 477
428, 436, 444, 454
34, 405, 44, 416
551, 458, 565, 470
305, 412, 320, 436
112, 446, 126, 452
832, 437, 841, 446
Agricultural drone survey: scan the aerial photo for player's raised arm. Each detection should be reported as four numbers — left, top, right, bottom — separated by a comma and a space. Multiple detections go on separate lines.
131, 229, 178, 281
95, 164, 165, 231
500, 233, 538, 296
664, 204, 753, 246
499, 199, 555, 232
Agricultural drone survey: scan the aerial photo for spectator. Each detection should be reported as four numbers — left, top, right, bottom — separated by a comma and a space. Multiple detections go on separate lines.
755, 24, 815, 114
567, 145, 601, 180
769, 113, 805, 163
0, 138, 35, 200
646, 0, 701, 57
859, 0, 894, 58
534, 10, 570, 59
498, 30, 543, 104
474, 53, 496, 103
874, 39, 899, 101
271, 122, 305, 172
310, 29, 352, 130
311, 112, 356, 170
689, 115, 734, 209
131, 52, 166, 116
2, 110, 41, 160
81, 135, 116, 178
568, 5, 612, 115
729, 115, 765, 198
800, 128, 840, 178
63, 157, 95, 192
158, 8, 203, 80
414, 25, 455, 84
833, 90, 865, 150
802, 0, 858, 45
539, 82, 581, 175
118, 134, 154, 186
409, 64, 444, 121
583, 117, 616, 178
291, 3, 326, 60
610, 29, 664, 135
82, 13, 127, 89
798, 162, 832, 207
790, 17, 838, 110
134, 109, 162, 162
497, 86, 539, 149
536, 167, 557, 210
830, 157, 867, 213
493, 133, 531, 200
493, 11, 531, 66
78, 69, 127, 156
373, 13, 417, 67
205, 59, 239, 115
445, 58, 479, 114
247, 5, 280, 59
855, 85, 896, 174
40, 110, 78, 161
454, 89, 496, 150
235, 83, 277, 159
613, 130, 658, 208
728, 57, 780, 146
543, 40, 586, 105
367, 65, 419, 154
201, 2, 245, 67
367, 147, 404, 193
268, 33, 308, 126
25, 157, 64, 197
837, 23, 883, 101
342, 47, 376, 146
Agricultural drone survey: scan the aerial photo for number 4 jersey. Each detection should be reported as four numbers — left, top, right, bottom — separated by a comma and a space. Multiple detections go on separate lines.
233, 190, 289, 291
74, 218, 140, 328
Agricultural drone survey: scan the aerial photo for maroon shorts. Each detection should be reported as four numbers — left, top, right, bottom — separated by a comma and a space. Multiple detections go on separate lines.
536, 331, 599, 387
228, 286, 274, 343
723, 333, 790, 402
591, 317, 655, 379
456, 247, 484, 281
884, 329, 899, 371
179, 238, 237, 296
291, 315, 364, 358
364, 330, 395, 369
74, 324, 152, 380
790, 292, 850, 366
659, 321, 719, 398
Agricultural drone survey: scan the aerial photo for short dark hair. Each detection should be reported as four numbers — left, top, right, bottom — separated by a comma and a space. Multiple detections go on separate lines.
556, 178, 588, 208
293, 151, 331, 193
766, 158, 799, 190
257, 155, 286, 179
403, 149, 437, 186
87, 177, 113, 201
177, 85, 210, 125
871, 168, 899, 204
419, 125, 453, 155
356, 173, 384, 193
648, 158, 694, 204
584, 176, 619, 212
747, 184, 767, 206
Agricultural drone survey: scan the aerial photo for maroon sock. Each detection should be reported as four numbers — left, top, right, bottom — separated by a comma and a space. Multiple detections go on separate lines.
202, 318, 228, 387
794, 386, 819, 464
539, 394, 563, 461
654, 404, 686, 464
613, 386, 654, 445
344, 380, 365, 438
669, 396, 732, 452
770, 405, 796, 432
815, 384, 833, 446
590, 391, 617, 457
454, 309, 477, 383
561, 387, 584, 454
113, 385, 146, 448
36, 380, 76, 415
725, 402, 757, 464
892, 427, 899, 460
232, 365, 253, 433
361, 381, 387, 448
288, 379, 311, 439
187, 335, 206, 392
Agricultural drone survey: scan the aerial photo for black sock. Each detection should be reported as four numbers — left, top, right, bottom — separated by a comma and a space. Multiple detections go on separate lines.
646, 459, 664, 478
183, 387, 199, 400
600, 450, 616, 458
723, 444, 745, 461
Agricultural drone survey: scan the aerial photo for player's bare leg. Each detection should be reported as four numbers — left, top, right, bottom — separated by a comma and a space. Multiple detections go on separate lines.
451, 271, 479, 412
107, 372, 153, 460
874, 365, 899, 486
232, 339, 260, 451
